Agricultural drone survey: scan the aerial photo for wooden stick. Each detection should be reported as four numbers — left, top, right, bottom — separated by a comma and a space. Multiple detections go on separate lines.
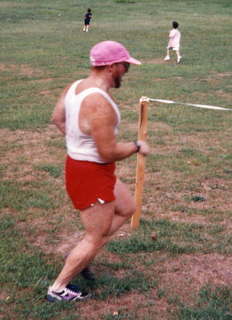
131, 97, 149, 230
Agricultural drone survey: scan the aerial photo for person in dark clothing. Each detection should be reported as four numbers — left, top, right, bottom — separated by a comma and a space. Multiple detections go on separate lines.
83, 8, 92, 32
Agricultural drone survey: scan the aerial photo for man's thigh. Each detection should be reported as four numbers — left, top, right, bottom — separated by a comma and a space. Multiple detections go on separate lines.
114, 178, 135, 217
80, 201, 115, 238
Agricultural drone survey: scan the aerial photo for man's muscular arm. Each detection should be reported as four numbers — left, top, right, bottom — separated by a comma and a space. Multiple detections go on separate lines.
80, 93, 149, 162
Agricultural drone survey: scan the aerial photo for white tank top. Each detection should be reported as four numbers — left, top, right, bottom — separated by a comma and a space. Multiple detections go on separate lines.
65, 80, 121, 163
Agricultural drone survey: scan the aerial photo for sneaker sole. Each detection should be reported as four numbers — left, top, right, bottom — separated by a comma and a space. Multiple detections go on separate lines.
46, 293, 91, 302
46, 294, 59, 302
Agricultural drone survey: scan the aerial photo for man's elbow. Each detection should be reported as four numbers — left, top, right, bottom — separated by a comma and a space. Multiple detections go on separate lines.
100, 154, 115, 163
99, 149, 116, 163
51, 115, 65, 134
52, 114, 63, 127
51, 114, 59, 125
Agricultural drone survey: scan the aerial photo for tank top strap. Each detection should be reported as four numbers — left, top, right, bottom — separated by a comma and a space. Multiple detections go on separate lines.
65, 80, 121, 124
69, 80, 83, 95
64, 80, 82, 102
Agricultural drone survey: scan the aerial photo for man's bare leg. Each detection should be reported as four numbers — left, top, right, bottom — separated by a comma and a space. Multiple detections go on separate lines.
79, 179, 135, 273
50, 201, 115, 291
50, 179, 135, 291
107, 178, 135, 237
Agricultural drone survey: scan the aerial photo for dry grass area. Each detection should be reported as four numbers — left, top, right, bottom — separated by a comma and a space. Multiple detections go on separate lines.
2, 113, 232, 318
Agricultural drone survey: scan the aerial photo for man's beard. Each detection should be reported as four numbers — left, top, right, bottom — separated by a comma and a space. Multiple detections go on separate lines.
114, 75, 122, 88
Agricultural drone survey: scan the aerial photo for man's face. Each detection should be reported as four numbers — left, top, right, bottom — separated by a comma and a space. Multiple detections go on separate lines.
112, 62, 130, 88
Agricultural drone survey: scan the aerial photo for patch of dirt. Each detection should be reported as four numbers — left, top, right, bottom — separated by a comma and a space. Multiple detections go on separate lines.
0, 63, 43, 77
120, 121, 137, 130
215, 90, 232, 101
33, 78, 53, 83
2, 109, 232, 319
78, 291, 170, 320
167, 210, 211, 226
146, 58, 167, 65
40, 90, 53, 96
0, 2, 33, 8
152, 121, 173, 132
155, 254, 232, 305
214, 72, 232, 78
0, 291, 10, 301
0, 126, 65, 181
117, 165, 135, 182
54, 231, 85, 257
32, 222, 133, 258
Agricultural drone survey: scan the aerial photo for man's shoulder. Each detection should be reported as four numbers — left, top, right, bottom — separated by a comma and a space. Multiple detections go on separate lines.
84, 91, 113, 108
83, 91, 116, 119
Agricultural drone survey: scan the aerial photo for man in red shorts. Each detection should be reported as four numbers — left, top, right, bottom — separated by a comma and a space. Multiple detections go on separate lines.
47, 40, 150, 302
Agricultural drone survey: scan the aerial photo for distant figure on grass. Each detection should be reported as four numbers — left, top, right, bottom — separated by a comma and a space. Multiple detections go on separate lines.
47, 40, 150, 302
83, 8, 92, 32
164, 21, 182, 64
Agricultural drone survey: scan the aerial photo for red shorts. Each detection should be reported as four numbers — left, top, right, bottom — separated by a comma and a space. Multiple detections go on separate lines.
65, 155, 116, 210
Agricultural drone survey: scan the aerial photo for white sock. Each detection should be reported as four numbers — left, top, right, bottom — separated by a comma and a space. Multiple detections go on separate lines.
49, 284, 65, 292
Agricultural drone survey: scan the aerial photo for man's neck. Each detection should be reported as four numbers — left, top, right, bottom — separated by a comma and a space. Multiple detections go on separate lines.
87, 70, 112, 92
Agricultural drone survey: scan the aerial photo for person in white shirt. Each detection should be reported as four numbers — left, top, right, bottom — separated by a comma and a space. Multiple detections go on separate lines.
46, 41, 150, 302
164, 21, 182, 64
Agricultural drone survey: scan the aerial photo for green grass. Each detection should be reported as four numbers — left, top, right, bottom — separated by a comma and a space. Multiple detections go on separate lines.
107, 218, 229, 255
0, 214, 63, 319
178, 286, 232, 320
35, 164, 62, 178
94, 272, 155, 300
0, 180, 58, 210
1, 0, 232, 319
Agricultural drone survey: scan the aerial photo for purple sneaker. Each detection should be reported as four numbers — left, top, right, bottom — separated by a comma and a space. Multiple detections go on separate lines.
46, 283, 90, 302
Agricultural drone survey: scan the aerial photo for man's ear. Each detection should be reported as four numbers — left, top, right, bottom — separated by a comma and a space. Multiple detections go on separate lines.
107, 64, 115, 73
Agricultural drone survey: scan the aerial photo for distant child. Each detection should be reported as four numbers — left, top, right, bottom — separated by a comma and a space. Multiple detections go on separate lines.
164, 21, 182, 63
83, 8, 92, 32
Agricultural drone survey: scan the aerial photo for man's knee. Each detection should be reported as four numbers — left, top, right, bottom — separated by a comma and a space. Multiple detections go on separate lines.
114, 179, 136, 219
126, 204, 136, 218
85, 232, 108, 250
119, 201, 136, 219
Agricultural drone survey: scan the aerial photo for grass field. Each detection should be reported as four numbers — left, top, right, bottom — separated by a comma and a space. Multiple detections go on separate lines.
1, 0, 232, 319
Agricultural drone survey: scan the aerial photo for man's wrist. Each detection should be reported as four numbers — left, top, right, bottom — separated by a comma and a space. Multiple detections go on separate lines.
133, 141, 141, 153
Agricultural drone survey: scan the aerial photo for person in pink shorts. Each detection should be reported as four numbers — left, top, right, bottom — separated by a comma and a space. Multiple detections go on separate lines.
164, 21, 182, 64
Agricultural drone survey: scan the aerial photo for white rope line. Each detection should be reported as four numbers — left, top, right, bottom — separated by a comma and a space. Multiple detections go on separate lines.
148, 98, 231, 111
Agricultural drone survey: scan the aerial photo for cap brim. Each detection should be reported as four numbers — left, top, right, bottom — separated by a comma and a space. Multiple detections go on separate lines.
126, 57, 142, 65
90, 56, 142, 66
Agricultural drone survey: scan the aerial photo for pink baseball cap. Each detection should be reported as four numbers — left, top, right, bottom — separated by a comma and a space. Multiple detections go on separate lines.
90, 40, 141, 66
